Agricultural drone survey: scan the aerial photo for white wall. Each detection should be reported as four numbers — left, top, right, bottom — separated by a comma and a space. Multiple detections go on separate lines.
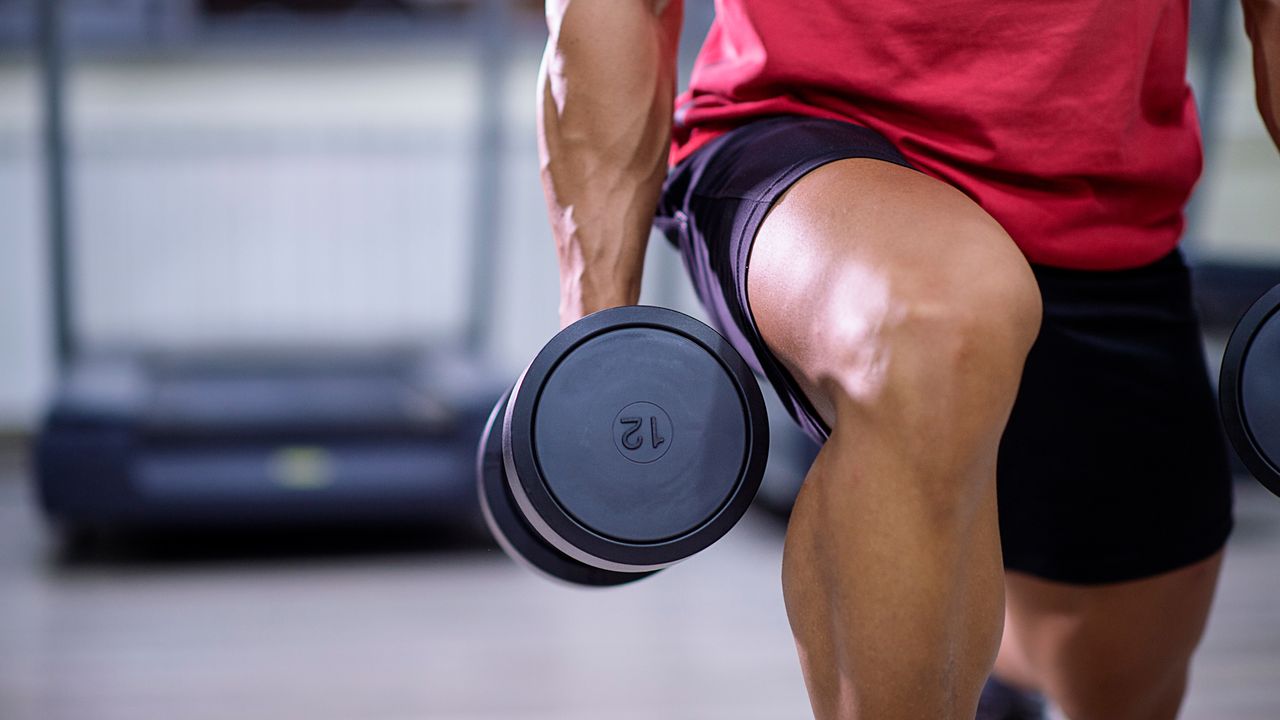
0, 64, 49, 429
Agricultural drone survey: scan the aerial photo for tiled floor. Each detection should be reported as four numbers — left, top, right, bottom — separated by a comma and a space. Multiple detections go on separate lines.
1, 442, 1279, 720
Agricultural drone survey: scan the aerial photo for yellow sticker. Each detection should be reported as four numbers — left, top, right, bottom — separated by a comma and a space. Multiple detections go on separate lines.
270, 446, 334, 490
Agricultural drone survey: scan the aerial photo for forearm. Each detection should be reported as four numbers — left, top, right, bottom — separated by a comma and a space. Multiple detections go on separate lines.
1244, 0, 1280, 148
538, 0, 682, 324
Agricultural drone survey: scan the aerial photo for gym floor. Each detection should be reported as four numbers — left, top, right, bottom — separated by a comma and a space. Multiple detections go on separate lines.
1, 439, 1279, 720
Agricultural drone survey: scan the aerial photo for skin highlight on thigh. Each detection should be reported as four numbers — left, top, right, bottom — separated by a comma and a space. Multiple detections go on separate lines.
745, 158, 1040, 432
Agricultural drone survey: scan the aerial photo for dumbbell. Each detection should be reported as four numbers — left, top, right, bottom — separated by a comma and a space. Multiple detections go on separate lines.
1221, 284, 1280, 498
476, 305, 769, 586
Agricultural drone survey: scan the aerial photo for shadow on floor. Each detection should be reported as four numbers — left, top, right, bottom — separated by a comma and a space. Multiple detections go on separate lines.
44, 521, 496, 572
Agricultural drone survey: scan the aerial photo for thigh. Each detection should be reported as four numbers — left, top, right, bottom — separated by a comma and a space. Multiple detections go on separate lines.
999, 552, 1223, 720
992, 255, 1233, 714
745, 157, 1038, 433
656, 116, 1039, 443
657, 116, 923, 442
996, 253, 1235, 585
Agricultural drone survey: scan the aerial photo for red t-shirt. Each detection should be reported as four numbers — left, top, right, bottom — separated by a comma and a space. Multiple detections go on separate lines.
672, 0, 1202, 270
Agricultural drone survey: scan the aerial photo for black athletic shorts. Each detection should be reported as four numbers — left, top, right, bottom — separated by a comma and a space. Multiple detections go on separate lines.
655, 116, 1234, 585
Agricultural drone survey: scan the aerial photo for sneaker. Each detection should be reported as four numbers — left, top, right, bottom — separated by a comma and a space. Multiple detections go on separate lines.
975, 674, 1047, 720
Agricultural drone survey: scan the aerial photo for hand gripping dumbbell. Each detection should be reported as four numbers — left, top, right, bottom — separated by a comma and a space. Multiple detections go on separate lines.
1221, 284, 1280, 498
476, 306, 770, 586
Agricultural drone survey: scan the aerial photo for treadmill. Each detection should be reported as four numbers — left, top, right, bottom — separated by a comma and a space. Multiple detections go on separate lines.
32, 0, 509, 531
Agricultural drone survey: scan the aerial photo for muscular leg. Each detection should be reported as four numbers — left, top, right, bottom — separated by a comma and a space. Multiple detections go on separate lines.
746, 159, 1042, 719
993, 551, 1223, 720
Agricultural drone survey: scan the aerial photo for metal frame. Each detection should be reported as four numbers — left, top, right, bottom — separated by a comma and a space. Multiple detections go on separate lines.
38, 0, 75, 370
464, 0, 508, 354
1185, 0, 1238, 256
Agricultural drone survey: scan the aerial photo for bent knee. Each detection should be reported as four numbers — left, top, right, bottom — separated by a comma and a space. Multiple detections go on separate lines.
818, 246, 1041, 419
748, 157, 1042, 435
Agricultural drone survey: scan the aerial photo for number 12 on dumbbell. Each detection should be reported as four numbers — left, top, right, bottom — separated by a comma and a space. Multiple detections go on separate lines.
476, 306, 769, 587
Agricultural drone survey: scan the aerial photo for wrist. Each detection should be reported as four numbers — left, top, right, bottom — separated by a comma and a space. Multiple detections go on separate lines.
559, 276, 641, 328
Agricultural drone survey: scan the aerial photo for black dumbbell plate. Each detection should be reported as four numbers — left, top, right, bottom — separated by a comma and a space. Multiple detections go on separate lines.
478, 388, 654, 586
1221, 284, 1280, 497
504, 306, 769, 571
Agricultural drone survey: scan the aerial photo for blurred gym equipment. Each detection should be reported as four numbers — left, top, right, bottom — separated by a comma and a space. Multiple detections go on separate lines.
32, 0, 508, 532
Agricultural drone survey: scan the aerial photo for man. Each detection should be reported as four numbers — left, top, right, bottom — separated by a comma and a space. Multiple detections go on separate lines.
536, 0, 1280, 718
